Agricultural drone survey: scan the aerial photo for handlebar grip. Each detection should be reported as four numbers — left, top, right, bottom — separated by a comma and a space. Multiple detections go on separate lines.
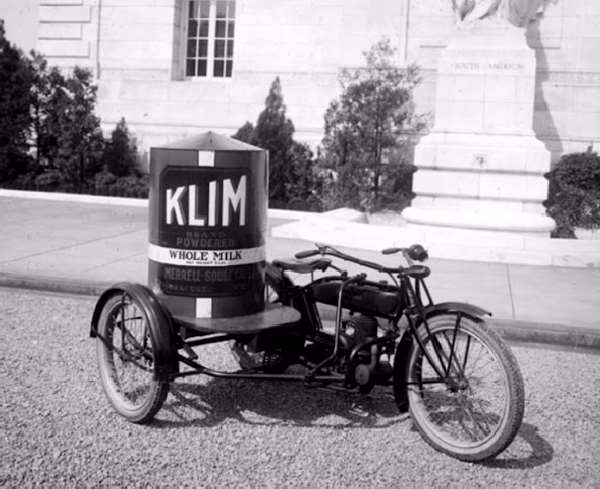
294, 249, 320, 259
406, 244, 428, 262
381, 247, 402, 255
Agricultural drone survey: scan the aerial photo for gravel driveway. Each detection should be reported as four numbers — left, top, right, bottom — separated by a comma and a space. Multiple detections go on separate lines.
1, 287, 599, 487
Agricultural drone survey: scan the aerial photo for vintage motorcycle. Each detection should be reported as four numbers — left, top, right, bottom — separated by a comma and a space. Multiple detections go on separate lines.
91, 242, 525, 462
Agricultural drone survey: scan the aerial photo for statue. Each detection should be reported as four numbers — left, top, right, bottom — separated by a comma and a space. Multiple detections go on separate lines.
451, 0, 551, 27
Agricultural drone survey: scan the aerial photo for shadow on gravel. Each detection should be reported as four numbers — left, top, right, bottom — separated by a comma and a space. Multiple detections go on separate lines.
153, 378, 408, 430
482, 423, 554, 469
152, 380, 554, 468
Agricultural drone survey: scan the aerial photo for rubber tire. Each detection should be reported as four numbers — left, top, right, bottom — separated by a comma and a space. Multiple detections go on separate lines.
96, 294, 169, 424
406, 314, 524, 462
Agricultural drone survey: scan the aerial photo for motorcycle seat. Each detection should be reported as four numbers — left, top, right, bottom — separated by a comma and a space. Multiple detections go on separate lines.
272, 257, 332, 274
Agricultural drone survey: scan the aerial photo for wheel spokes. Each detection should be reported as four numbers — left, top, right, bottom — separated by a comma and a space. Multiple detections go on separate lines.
417, 328, 507, 445
108, 298, 156, 405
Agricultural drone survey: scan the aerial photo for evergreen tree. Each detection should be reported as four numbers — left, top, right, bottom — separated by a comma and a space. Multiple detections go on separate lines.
233, 77, 320, 209
29, 53, 56, 173
101, 117, 138, 177
0, 20, 34, 182
1, 25, 143, 196
232, 121, 254, 144
320, 38, 424, 212
36, 66, 104, 190
286, 140, 322, 210
252, 77, 296, 201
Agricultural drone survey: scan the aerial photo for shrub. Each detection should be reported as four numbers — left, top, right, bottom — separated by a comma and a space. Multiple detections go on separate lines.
9, 172, 37, 190
34, 169, 64, 190
545, 148, 600, 237
108, 174, 148, 198
318, 38, 425, 212
93, 172, 147, 198
93, 170, 118, 195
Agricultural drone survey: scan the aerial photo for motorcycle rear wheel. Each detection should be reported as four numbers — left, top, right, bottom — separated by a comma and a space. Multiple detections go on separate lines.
406, 314, 524, 462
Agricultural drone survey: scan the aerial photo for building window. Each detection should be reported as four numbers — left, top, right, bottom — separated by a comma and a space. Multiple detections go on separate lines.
185, 0, 235, 78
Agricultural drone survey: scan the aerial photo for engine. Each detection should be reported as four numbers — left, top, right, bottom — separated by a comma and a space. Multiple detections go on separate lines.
344, 315, 392, 392
346, 314, 378, 345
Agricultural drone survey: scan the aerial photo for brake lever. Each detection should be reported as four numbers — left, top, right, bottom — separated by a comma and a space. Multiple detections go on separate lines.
402, 250, 415, 267
314, 242, 328, 253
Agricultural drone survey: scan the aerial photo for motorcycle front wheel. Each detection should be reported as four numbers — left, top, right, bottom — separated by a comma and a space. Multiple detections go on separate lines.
406, 314, 524, 462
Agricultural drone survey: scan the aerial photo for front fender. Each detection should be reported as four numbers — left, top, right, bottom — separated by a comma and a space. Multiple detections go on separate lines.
90, 282, 179, 381
393, 301, 490, 413
422, 301, 491, 321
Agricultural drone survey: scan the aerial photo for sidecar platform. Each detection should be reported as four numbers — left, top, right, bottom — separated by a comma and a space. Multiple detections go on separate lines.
173, 303, 301, 334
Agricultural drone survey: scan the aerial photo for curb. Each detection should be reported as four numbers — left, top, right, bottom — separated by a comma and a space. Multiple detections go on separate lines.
1, 272, 598, 351
0, 189, 148, 207
0, 273, 109, 298
489, 319, 600, 351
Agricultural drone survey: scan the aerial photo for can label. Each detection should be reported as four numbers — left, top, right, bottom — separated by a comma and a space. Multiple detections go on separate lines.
154, 166, 262, 297
161, 167, 248, 228
148, 244, 264, 267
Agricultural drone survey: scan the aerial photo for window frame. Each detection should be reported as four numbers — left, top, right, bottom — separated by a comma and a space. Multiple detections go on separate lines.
182, 0, 236, 80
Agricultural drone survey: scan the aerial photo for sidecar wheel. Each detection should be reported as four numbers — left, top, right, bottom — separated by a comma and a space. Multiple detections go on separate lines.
406, 314, 524, 462
96, 293, 169, 424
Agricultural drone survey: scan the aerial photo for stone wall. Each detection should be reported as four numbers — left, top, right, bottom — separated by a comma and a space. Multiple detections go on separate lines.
37, 0, 99, 71
35, 0, 600, 162
36, 0, 408, 156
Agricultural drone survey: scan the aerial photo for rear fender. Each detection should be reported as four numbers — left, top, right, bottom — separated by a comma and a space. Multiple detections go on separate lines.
393, 302, 490, 412
90, 282, 179, 381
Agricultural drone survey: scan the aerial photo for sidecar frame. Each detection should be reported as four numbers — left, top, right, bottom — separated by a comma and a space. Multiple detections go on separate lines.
90, 281, 356, 386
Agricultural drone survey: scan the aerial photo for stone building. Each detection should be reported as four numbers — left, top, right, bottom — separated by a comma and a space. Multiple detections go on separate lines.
34, 0, 600, 163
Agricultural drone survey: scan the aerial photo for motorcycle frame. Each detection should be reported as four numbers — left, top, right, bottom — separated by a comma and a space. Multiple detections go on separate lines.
91, 252, 489, 390
168, 262, 447, 387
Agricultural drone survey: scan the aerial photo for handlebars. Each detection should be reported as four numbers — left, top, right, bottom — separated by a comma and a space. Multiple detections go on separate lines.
294, 242, 428, 275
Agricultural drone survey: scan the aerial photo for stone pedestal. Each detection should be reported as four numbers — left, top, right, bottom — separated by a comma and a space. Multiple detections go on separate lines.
403, 22, 555, 236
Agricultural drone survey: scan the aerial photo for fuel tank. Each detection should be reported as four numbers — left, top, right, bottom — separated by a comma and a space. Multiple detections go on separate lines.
309, 278, 403, 318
